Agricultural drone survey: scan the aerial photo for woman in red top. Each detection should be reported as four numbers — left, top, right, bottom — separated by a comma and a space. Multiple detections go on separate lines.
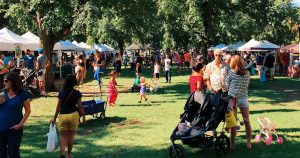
189, 63, 203, 93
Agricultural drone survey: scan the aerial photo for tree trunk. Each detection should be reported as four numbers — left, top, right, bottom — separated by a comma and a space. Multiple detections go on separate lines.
40, 31, 57, 91
201, 1, 213, 63
118, 40, 125, 56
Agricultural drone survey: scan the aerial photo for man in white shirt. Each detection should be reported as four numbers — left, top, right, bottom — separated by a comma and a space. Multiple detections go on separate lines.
204, 49, 230, 93
165, 54, 171, 83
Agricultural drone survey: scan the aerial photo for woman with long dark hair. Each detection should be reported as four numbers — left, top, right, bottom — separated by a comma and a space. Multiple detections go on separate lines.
226, 55, 252, 150
51, 75, 86, 158
0, 72, 31, 158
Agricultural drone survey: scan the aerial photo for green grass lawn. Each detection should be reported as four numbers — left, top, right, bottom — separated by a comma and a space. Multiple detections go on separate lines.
22, 68, 300, 158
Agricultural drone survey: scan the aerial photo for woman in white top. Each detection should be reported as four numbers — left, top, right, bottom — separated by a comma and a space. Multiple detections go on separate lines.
153, 61, 160, 83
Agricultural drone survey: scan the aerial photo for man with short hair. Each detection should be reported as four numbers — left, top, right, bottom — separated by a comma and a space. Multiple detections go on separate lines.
23, 49, 36, 77
204, 49, 230, 93
36, 48, 50, 95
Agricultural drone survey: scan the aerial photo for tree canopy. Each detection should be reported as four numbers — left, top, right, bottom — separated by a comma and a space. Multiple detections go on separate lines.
1, 0, 300, 89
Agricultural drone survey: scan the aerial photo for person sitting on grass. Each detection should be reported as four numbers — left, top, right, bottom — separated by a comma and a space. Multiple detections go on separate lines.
108, 70, 118, 106
50, 75, 86, 158
138, 77, 152, 103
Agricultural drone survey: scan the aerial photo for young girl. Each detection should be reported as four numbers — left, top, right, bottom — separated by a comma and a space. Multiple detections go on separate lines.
108, 70, 118, 106
138, 77, 152, 103
153, 61, 160, 83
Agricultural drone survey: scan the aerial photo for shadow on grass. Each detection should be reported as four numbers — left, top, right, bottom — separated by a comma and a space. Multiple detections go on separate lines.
249, 77, 300, 104
248, 109, 300, 115
21, 116, 127, 158
119, 103, 160, 107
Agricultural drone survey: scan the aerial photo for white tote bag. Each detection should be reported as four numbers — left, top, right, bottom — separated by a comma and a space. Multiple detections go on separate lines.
46, 124, 58, 152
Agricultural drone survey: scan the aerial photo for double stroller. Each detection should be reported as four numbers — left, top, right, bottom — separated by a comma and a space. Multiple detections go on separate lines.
169, 91, 230, 158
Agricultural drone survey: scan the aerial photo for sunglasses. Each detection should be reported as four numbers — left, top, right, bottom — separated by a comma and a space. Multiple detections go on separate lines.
215, 55, 222, 57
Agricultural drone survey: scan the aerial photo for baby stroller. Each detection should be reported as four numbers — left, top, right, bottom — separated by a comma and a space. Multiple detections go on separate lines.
22, 69, 40, 97
169, 91, 230, 158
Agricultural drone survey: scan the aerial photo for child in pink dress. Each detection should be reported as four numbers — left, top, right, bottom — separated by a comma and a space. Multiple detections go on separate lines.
108, 70, 118, 106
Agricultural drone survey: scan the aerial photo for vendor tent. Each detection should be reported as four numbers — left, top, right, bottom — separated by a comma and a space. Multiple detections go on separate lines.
223, 41, 245, 52
0, 27, 37, 50
79, 42, 92, 49
208, 43, 227, 51
95, 44, 114, 52
21, 31, 40, 42
54, 40, 84, 51
126, 43, 142, 50
280, 43, 298, 54
0, 36, 15, 51
238, 39, 280, 51
21, 31, 40, 51
215, 44, 227, 50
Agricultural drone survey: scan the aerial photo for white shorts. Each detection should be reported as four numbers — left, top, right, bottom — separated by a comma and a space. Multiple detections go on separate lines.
237, 98, 249, 108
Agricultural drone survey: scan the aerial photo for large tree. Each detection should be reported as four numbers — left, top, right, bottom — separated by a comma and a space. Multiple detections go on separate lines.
4, 0, 107, 90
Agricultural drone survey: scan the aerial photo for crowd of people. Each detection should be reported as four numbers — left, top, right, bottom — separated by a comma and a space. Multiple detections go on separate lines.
0, 45, 292, 157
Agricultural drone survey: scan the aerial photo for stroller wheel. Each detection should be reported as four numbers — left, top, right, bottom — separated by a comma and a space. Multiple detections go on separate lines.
214, 134, 230, 156
100, 113, 105, 119
168, 144, 185, 158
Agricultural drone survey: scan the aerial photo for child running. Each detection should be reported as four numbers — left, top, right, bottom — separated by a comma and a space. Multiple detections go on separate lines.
138, 77, 152, 103
153, 61, 160, 83
108, 70, 118, 106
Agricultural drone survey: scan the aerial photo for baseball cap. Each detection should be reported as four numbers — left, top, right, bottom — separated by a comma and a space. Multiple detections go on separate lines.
38, 48, 43, 54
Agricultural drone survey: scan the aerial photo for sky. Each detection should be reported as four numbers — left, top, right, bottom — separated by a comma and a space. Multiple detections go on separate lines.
293, 0, 300, 6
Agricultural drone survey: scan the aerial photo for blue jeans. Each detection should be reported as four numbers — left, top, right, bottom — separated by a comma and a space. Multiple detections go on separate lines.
165, 70, 171, 83
0, 129, 23, 158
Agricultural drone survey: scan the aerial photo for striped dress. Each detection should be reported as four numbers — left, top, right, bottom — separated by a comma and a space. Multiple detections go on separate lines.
225, 70, 250, 98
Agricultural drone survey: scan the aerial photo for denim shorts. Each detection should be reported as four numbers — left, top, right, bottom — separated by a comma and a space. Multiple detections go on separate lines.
237, 98, 249, 108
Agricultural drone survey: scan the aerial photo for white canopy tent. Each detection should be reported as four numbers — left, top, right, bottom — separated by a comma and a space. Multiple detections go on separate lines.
208, 43, 227, 51
0, 28, 37, 51
54, 40, 84, 52
21, 31, 40, 51
0, 36, 15, 51
238, 39, 280, 51
94, 44, 115, 52
223, 41, 245, 52
54, 41, 85, 78
79, 42, 92, 49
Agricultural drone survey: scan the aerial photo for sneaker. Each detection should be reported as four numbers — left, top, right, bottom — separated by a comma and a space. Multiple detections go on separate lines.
138, 101, 141, 103
145, 98, 148, 101
60, 155, 66, 158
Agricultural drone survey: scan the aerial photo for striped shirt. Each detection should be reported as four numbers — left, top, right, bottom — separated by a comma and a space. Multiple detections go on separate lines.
225, 70, 250, 98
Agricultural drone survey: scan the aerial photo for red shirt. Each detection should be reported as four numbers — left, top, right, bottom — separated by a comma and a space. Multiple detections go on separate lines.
189, 75, 203, 93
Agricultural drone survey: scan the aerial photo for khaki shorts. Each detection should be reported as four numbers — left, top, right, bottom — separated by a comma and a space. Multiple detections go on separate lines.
264, 67, 275, 75
38, 69, 46, 82
59, 112, 80, 131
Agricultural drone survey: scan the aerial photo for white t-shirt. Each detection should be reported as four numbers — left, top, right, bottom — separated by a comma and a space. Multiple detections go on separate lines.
154, 64, 160, 73
165, 58, 171, 71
